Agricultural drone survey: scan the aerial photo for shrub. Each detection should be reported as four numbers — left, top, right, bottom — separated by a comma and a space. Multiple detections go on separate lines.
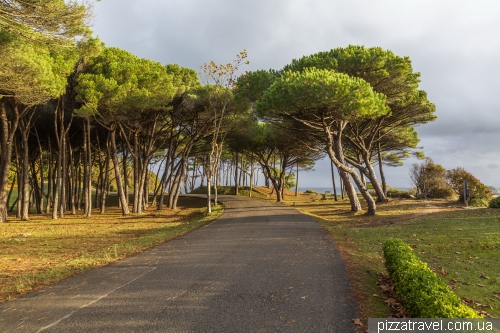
469, 198, 490, 207
427, 185, 456, 199
387, 188, 412, 199
489, 196, 500, 208
445, 167, 492, 204
304, 189, 317, 194
409, 158, 455, 198
383, 239, 480, 318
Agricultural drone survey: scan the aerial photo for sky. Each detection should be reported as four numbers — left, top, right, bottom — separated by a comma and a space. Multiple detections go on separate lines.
90, 0, 500, 189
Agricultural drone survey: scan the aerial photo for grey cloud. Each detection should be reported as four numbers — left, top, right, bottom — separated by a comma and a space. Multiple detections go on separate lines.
92, 0, 500, 188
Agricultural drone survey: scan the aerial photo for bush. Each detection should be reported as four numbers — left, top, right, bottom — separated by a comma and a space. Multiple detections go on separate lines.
410, 158, 456, 199
489, 196, 500, 208
445, 167, 492, 204
304, 189, 317, 194
387, 188, 413, 199
383, 239, 480, 318
427, 185, 456, 199
469, 198, 490, 207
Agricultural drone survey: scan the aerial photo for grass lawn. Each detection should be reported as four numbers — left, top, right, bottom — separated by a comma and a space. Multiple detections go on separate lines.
0, 197, 222, 303
286, 196, 500, 323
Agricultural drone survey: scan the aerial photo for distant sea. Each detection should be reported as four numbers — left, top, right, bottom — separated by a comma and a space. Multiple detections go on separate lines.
292, 186, 411, 193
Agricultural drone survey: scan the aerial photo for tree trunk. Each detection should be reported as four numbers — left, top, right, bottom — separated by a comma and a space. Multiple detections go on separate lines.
330, 128, 376, 215
76, 160, 82, 212
100, 139, 110, 214
59, 136, 67, 218
52, 140, 62, 220
377, 132, 388, 196
206, 155, 212, 214
249, 155, 254, 197
171, 157, 187, 210
67, 136, 76, 214
34, 128, 44, 213
339, 168, 345, 200
234, 153, 239, 195
363, 158, 387, 203
131, 131, 141, 213
31, 160, 42, 214
330, 160, 338, 201
168, 158, 184, 209
46, 138, 53, 214
109, 124, 129, 215
294, 162, 299, 197
6, 173, 16, 212
20, 121, 31, 220
83, 118, 92, 217
157, 138, 175, 210
121, 143, 129, 208
324, 123, 362, 213
0, 101, 20, 222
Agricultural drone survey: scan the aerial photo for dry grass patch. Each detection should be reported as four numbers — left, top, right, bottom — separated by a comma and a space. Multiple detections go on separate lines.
0, 197, 222, 303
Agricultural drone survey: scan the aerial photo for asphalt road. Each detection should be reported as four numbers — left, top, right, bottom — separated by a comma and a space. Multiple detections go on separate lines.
0, 196, 358, 333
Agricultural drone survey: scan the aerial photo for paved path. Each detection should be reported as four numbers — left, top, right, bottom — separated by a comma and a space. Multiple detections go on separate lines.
0, 196, 358, 332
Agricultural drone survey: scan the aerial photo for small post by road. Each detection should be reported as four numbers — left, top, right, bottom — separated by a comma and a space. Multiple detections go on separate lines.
463, 180, 469, 207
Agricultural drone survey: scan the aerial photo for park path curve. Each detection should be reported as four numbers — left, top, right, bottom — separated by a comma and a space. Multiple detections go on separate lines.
0, 195, 358, 333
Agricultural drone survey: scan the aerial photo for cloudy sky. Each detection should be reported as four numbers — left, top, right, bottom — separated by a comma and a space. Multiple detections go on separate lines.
91, 0, 500, 189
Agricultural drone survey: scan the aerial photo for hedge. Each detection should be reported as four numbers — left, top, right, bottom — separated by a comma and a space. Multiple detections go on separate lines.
383, 238, 481, 318
489, 196, 500, 208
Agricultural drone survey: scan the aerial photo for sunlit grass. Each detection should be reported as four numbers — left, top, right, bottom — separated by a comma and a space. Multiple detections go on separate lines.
289, 198, 500, 319
0, 197, 222, 302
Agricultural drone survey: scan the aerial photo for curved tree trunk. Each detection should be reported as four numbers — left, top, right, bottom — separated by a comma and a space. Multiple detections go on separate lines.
324, 122, 378, 214
377, 133, 388, 196
333, 130, 376, 215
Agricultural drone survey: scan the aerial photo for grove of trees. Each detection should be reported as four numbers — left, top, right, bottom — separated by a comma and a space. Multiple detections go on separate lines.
237, 46, 436, 215
1, 1, 439, 220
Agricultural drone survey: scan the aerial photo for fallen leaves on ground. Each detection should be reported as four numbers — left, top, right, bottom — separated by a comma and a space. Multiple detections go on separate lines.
376, 274, 410, 318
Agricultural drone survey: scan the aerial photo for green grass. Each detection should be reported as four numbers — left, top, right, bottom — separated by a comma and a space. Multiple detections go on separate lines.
289, 198, 500, 320
189, 185, 268, 199
0, 197, 222, 303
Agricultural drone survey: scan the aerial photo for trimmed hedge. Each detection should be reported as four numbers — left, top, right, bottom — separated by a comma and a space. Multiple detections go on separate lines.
383, 239, 481, 318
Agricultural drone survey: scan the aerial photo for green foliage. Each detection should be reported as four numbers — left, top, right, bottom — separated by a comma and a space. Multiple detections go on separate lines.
0, 31, 79, 105
256, 68, 390, 121
190, 186, 236, 195
0, 0, 91, 46
235, 69, 278, 103
445, 167, 492, 204
410, 157, 455, 199
383, 239, 481, 318
489, 197, 500, 208
166, 64, 201, 96
283, 45, 436, 168
469, 198, 490, 207
304, 189, 317, 194
75, 47, 176, 119
386, 188, 413, 199
284, 172, 296, 189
